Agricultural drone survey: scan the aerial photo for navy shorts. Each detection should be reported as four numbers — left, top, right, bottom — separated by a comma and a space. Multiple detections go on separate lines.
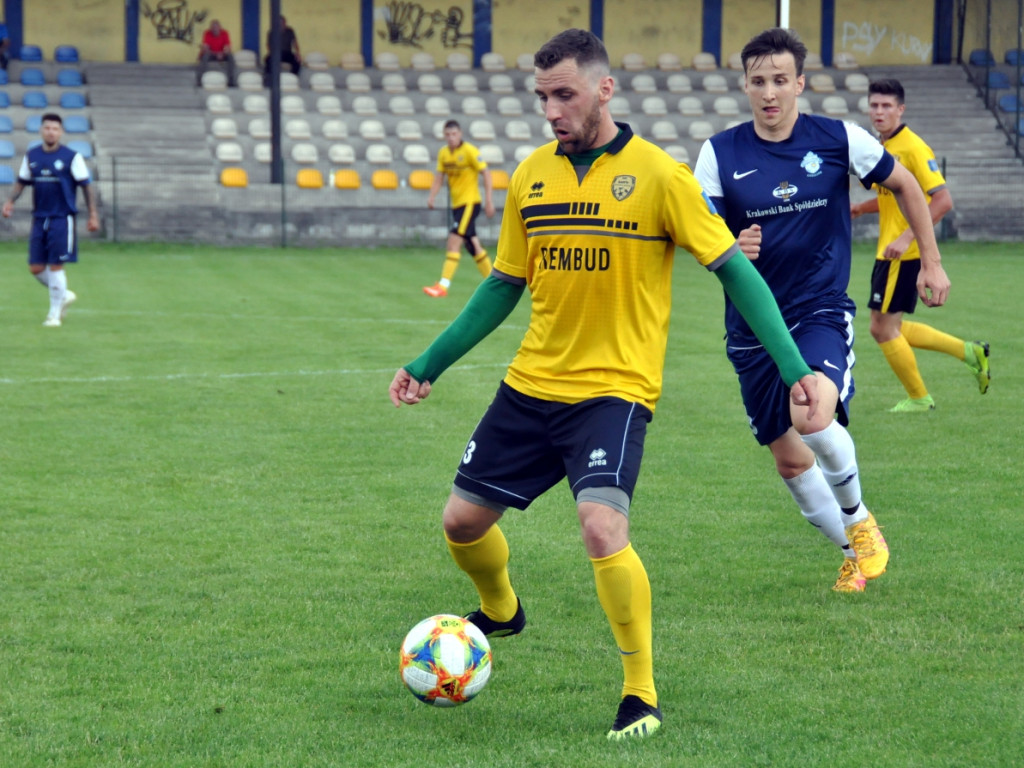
727, 307, 856, 446
453, 382, 653, 510
451, 203, 481, 240
28, 215, 78, 266
868, 258, 921, 314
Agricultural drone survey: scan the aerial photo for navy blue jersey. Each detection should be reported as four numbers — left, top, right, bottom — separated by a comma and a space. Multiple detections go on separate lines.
695, 114, 894, 346
17, 144, 92, 218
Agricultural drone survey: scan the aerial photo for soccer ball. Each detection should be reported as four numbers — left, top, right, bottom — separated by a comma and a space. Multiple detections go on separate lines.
399, 614, 492, 706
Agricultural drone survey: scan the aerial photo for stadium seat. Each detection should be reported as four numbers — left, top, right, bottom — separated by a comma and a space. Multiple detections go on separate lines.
479, 144, 505, 165
310, 72, 336, 92
845, 73, 869, 93
609, 96, 631, 117
513, 145, 537, 163
254, 142, 271, 163
280, 72, 300, 91
431, 120, 448, 140
389, 96, 416, 116
822, 95, 850, 117
408, 169, 434, 189
703, 74, 729, 93
834, 52, 859, 69
20, 68, 46, 86
285, 119, 312, 140
26, 115, 42, 131
489, 74, 515, 94
447, 52, 471, 71
371, 169, 399, 189
382, 72, 407, 94
375, 51, 400, 71
631, 74, 657, 94
235, 49, 257, 70
243, 94, 268, 114
315, 95, 342, 117
328, 143, 356, 163
490, 168, 510, 190
340, 51, 365, 70
454, 73, 479, 94
55, 45, 80, 63
0, 116, 12, 133
359, 119, 386, 140
411, 52, 436, 71
998, 94, 1022, 112
657, 52, 683, 71
201, 71, 228, 90
215, 141, 243, 163
692, 52, 717, 71
210, 117, 237, 139
23, 91, 48, 109
988, 70, 1011, 89
57, 69, 83, 87
60, 91, 87, 109
366, 144, 394, 164
0, 70, 7, 85
20, 45, 43, 62
352, 95, 378, 116
333, 168, 361, 189
726, 52, 744, 71
809, 73, 836, 93
402, 144, 431, 164
296, 168, 325, 188
641, 96, 668, 116
804, 52, 824, 70
206, 93, 232, 114
516, 53, 534, 72
713, 96, 741, 117
688, 120, 715, 140
291, 143, 319, 163
0, 165, 16, 184
63, 115, 90, 134
505, 119, 532, 141
237, 71, 263, 91
497, 96, 523, 116
481, 52, 507, 72
462, 96, 487, 116
68, 140, 93, 158
322, 119, 348, 140
678, 96, 704, 116
248, 117, 270, 139
666, 73, 692, 93
857, 95, 869, 114
305, 51, 329, 71
396, 120, 423, 141
417, 73, 443, 94
650, 120, 679, 141
1006, 49, 1024, 65
346, 73, 371, 95
622, 52, 646, 71
281, 95, 306, 115
469, 119, 496, 141
797, 96, 814, 114
0, 139, 14, 158
220, 167, 248, 187
663, 144, 690, 164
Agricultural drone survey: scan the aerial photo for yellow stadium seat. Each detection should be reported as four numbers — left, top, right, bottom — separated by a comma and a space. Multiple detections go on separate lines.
408, 169, 434, 190
490, 168, 510, 191
220, 167, 248, 187
333, 169, 361, 190
371, 169, 399, 190
296, 169, 324, 189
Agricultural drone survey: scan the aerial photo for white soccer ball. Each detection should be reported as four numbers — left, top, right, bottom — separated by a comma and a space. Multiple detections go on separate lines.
399, 614, 492, 706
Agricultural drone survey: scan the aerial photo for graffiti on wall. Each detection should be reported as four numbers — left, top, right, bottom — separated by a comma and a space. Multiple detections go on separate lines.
377, 2, 472, 49
142, 0, 208, 44
841, 21, 933, 63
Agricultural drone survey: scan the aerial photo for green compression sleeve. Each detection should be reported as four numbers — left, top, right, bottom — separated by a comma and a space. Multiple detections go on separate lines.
714, 254, 814, 386
404, 275, 525, 383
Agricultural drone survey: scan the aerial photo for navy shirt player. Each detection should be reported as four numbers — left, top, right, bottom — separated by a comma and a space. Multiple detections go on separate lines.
2, 113, 99, 327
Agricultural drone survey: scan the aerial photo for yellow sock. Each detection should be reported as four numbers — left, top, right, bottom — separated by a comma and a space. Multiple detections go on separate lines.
879, 335, 928, 399
592, 544, 656, 707
473, 250, 492, 277
901, 320, 965, 360
440, 252, 460, 284
446, 526, 518, 622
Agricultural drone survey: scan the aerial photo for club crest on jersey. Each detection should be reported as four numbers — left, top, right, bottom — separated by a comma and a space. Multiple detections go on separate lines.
800, 151, 822, 177
611, 175, 635, 201
773, 181, 798, 202
54, 160, 65, 171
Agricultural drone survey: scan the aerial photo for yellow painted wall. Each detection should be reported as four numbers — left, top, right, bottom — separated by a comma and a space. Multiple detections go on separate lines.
491, 0, 589, 64
261, 1, 360, 65
788, 0, 823, 58
834, 0, 934, 64
601, 0, 701, 68
721, 0, 777, 65
370, 0, 475, 67
139, 0, 241, 64
24, 0, 124, 63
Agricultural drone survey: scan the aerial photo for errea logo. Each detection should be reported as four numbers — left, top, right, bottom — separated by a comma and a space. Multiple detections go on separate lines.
528, 181, 545, 199
588, 448, 607, 468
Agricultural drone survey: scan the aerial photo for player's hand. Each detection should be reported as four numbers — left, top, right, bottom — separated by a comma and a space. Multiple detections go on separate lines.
882, 234, 911, 261
790, 373, 819, 421
426, 198, 435, 210
87, 213, 100, 232
737, 224, 761, 260
849, 201, 862, 219
1, 201, 12, 218
485, 201, 495, 218
918, 261, 950, 307
389, 368, 432, 407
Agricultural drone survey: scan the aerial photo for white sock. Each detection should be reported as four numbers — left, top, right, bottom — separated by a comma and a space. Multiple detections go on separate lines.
34, 270, 50, 287
801, 421, 867, 524
783, 465, 854, 557
47, 269, 67, 319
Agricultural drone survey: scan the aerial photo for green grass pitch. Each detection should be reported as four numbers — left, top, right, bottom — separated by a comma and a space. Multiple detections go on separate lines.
0, 240, 1021, 767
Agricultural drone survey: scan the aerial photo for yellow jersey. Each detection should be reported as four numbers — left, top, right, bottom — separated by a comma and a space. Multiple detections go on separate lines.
875, 125, 946, 262
436, 141, 487, 208
496, 126, 738, 411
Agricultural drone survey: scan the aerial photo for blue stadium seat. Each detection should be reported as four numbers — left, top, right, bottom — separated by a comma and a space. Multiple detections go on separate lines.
20, 67, 46, 86
22, 91, 48, 109
1018, 118, 1024, 136
988, 70, 1010, 89
26, 115, 42, 132
57, 69, 83, 87
998, 94, 1021, 112
27, 139, 42, 151
0, 92, 9, 108
68, 140, 93, 159
63, 115, 90, 133
55, 45, 80, 63
60, 92, 87, 109
0, 116, 12, 133
20, 44, 43, 62
0, 140, 14, 158
0, 165, 15, 184
1006, 49, 1024, 65
0, 70, 7, 85
969, 49, 996, 67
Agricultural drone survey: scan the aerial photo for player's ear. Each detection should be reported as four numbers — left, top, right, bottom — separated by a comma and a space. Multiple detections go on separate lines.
597, 74, 614, 104
794, 73, 805, 96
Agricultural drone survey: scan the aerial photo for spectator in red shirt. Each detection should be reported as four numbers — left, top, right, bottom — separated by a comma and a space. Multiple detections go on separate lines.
196, 19, 236, 87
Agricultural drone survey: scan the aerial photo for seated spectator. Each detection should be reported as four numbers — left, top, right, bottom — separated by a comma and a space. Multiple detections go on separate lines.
263, 15, 301, 84
196, 19, 236, 87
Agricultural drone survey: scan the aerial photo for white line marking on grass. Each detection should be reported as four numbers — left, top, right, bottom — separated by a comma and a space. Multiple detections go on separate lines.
0, 363, 509, 386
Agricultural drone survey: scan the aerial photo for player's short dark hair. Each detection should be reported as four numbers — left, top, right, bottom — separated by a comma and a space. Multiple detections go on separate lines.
742, 27, 808, 76
41, 113, 63, 125
868, 78, 905, 104
443, 119, 461, 131
534, 28, 609, 73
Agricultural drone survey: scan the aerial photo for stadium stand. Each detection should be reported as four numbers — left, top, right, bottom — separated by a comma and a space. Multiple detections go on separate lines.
334, 168, 361, 189
371, 168, 399, 189
656, 52, 683, 71
296, 168, 324, 188
0, 139, 14, 158
20, 45, 43, 62
220, 167, 247, 187
55, 45, 80, 64
411, 52, 436, 71
0, 165, 15, 184
340, 52, 365, 70
0, 116, 12, 133
409, 168, 434, 189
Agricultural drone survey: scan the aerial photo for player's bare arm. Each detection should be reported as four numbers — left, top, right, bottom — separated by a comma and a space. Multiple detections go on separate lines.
389, 368, 432, 408
2, 181, 25, 217
86, 185, 100, 231
850, 198, 879, 219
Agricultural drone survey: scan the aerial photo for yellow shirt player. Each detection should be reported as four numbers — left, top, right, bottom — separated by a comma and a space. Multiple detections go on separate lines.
423, 120, 495, 298
390, 29, 817, 741
852, 79, 990, 412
